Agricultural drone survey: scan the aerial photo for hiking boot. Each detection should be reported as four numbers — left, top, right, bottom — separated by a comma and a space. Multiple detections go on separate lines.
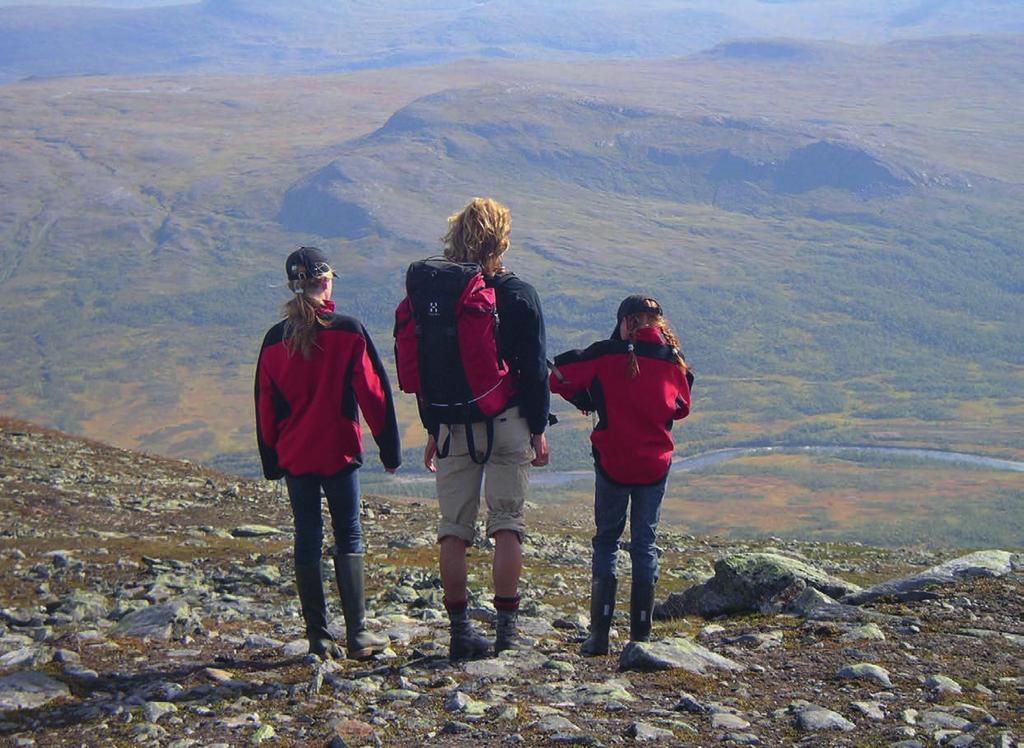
494, 609, 521, 654
580, 576, 617, 657
294, 561, 344, 659
334, 553, 388, 660
448, 608, 492, 662
630, 580, 657, 642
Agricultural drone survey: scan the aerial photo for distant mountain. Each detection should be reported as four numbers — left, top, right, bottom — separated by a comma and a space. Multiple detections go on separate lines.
278, 89, 925, 242
2, 0, 1023, 82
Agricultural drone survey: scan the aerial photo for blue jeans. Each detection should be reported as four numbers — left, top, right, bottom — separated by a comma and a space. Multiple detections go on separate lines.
285, 471, 364, 566
591, 470, 667, 586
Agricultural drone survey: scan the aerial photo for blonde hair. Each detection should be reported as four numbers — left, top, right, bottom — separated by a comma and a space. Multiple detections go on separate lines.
624, 311, 688, 378
281, 274, 332, 360
443, 197, 511, 276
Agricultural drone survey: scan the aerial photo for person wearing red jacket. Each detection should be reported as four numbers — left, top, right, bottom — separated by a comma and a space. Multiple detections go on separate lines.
550, 295, 692, 655
255, 246, 401, 660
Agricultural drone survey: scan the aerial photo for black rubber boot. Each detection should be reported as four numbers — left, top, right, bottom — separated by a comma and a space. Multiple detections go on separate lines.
334, 553, 388, 660
448, 608, 492, 662
294, 561, 343, 659
630, 581, 657, 642
580, 576, 617, 656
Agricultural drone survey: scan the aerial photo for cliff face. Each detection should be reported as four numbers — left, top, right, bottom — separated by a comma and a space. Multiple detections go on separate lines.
1, 417, 1022, 746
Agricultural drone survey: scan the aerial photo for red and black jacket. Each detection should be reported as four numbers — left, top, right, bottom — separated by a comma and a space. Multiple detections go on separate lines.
550, 326, 691, 486
255, 312, 401, 479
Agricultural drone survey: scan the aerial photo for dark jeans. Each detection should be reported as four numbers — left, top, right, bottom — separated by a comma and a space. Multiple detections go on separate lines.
591, 470, 668, 586
285, 471, 363, 567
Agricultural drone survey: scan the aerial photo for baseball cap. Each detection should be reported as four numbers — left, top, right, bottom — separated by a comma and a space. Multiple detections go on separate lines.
285, 246, 338, 282
611, 295, 663, 339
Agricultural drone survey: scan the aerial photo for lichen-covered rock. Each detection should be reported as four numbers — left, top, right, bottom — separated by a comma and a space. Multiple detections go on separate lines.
657, 552, 860, 619
843, 550, 1018, 605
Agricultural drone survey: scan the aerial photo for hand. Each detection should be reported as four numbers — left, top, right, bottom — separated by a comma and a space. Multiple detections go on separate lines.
424, 434, 438, 473
530, 433, 549, 467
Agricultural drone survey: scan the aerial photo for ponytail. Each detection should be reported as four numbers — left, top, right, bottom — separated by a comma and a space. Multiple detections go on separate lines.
281, 277, 330, 359
622, 313, 689, 378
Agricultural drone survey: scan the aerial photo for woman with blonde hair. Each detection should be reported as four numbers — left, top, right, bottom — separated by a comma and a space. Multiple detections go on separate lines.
418, 197, 551, 660
256, 246, 400, 659
550, 295, 692, 655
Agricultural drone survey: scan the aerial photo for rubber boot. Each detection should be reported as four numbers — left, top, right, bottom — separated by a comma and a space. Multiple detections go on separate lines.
580, 576, 617, 656
630, 580, 657, 642
334, 553, 387, 660
448, 607, 492, 662
294, 562, 343, 659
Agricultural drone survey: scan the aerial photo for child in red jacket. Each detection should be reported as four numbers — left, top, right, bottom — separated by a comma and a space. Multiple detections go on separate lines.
550, 295, 692, 655
256, 247, 400, 660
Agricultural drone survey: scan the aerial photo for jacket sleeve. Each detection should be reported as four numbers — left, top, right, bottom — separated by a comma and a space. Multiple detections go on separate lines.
549, 350, 599, 413
503, 282, 551, 434
254, 339, 284, 480
351, 325, 403, 470
673, 369, 693, 421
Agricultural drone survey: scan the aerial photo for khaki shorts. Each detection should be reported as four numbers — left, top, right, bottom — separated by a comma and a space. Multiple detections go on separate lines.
436, 411, 534, 543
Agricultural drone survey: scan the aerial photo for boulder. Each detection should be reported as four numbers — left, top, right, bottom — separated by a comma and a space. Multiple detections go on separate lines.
657, 552, 860, 619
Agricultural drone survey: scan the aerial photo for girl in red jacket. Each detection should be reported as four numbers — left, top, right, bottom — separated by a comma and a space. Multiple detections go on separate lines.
255, 246, 401, 659
550, 295, 692, 655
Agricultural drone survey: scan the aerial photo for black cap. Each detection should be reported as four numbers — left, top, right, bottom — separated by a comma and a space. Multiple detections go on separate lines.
611, 295, 663, 339
285, 246, 338, 282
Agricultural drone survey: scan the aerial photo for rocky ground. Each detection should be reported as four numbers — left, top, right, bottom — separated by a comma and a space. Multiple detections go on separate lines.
0, 417, 1022, 747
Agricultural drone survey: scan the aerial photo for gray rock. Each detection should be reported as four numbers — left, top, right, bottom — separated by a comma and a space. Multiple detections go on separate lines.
0, 646, 53, 668
925, 674, 963, 695
782, 586, 837, 616
619, 638, 743, 674
143, 701, 178, 723
713, 712, 751, 729
918, 709, 970, 731
0, 671, 70, 710
673, 692, 709, 714
793, 704, 856, 732
626, 721, 676, 741
57, 589, 110, 622
658, 552, 860, 619
842, 623, 886, 641
536, 714, 579, 733
113, 601, 203, 640
230, 525, 282, 538
852, 700, 886, 720
838, 663, 893, 688
844, 550, 1017, 605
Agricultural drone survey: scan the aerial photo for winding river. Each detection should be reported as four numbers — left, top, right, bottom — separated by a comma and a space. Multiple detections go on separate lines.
388, 445, 1024, 487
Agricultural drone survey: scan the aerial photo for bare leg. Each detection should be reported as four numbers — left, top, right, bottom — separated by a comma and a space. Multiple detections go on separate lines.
439, 535, 469, 603
492, 529, 522, 598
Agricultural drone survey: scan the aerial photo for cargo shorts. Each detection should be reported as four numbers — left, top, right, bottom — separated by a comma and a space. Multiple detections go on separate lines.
436, 410, 534, 543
